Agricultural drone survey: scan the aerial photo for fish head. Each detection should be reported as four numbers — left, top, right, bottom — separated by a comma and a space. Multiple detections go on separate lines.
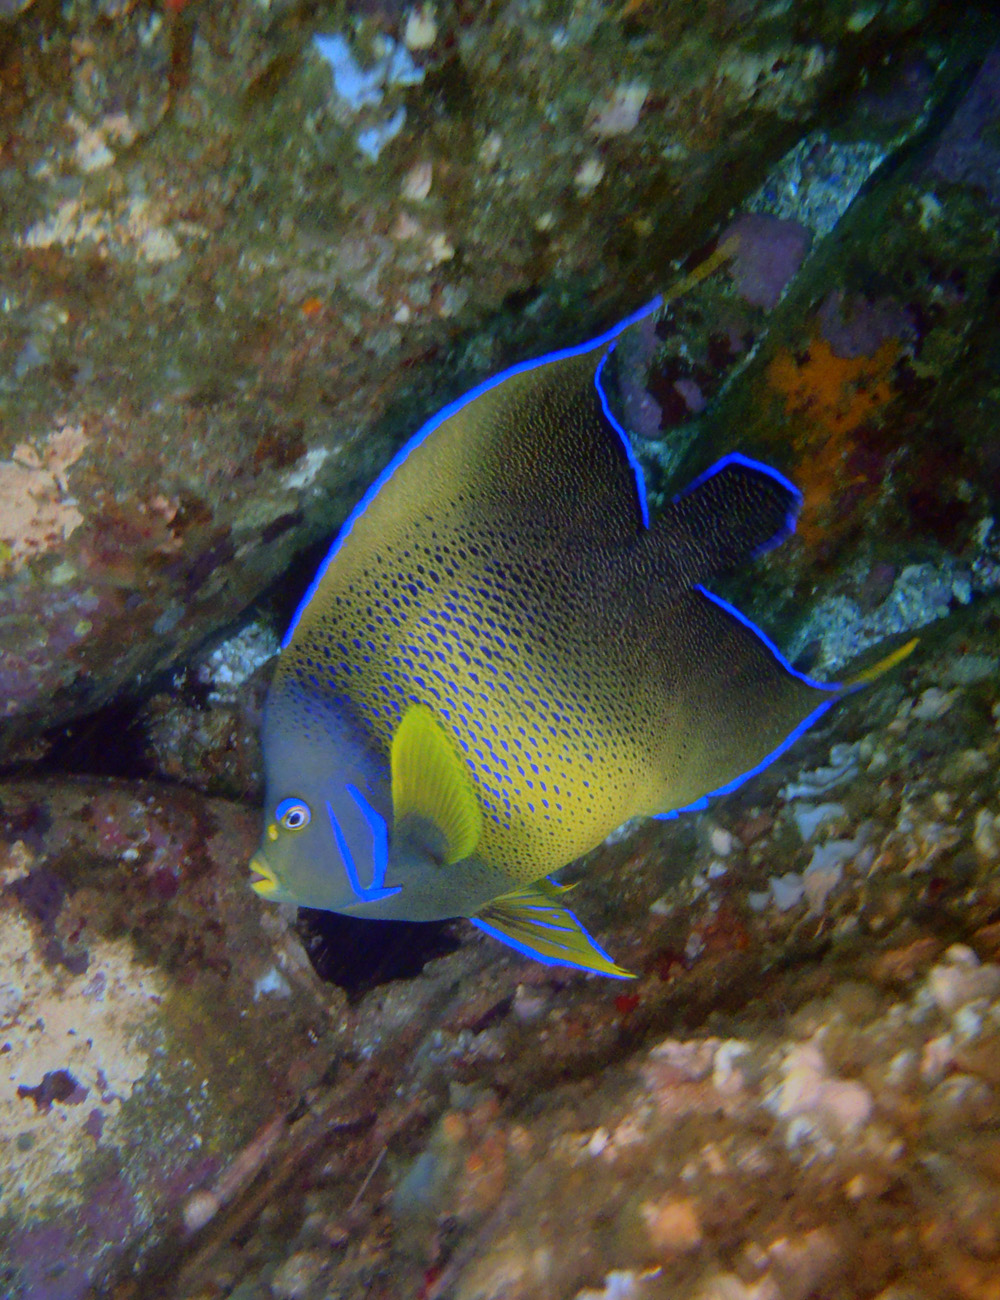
250, 685, 401, 915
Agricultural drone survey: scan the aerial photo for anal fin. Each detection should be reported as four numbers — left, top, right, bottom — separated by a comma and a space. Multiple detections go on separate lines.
472, 882, 634, 979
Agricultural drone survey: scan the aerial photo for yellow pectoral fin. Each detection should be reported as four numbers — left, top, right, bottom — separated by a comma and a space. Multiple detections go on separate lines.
843, 636, 918, 690
391, 703, 482, 864
473, 883, 634, 979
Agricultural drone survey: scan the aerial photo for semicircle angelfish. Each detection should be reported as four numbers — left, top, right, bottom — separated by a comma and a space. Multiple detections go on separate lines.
249, 297, 914, 979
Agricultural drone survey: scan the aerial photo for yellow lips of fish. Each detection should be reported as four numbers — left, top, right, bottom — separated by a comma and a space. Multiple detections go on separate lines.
248, 855, 280, 897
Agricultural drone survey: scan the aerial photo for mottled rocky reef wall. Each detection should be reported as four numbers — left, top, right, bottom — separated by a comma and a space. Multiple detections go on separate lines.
1, 0, 945, 756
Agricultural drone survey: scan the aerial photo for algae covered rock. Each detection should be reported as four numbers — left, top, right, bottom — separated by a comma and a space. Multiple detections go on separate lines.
608, 32, 1000, 675
65, 591, 1000, 1300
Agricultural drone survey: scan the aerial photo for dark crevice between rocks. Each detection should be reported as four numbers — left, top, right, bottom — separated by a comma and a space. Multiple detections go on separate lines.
23, 695, 157, 783
0, 520, 328, 784
295, 908, 463, 1003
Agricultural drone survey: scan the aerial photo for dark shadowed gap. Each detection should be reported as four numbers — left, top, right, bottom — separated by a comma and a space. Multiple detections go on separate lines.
22, 695, 155, 782
295, 907, 463, 1001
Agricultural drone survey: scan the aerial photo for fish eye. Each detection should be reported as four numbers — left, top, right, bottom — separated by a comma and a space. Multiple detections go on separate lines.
275, 797, 311, 831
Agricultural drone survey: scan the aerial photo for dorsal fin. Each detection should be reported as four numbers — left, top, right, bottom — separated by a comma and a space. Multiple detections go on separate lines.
646, 453, 801, 593
391, 704, 482, 863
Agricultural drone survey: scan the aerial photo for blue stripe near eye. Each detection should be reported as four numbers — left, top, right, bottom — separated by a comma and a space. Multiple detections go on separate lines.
326, 790, 400, 904
345, 783, 397, 897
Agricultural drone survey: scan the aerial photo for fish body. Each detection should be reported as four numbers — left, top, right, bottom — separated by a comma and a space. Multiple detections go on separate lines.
250, 302, 908, 975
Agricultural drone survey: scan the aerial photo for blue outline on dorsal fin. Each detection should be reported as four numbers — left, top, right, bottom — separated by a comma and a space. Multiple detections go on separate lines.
673, 451, 803, 559
651, 584, 842, 818
594, 347, 651, 529
282, 296, 663, 647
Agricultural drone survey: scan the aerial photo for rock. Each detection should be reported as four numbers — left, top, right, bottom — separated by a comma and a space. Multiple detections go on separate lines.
769, 873, 805, 912
790, 802, 846, 842
927, 948, 1000, 1016
575, 1268, 663, 1300
639, 1194, 703, 1255
36, 579, 999, 1299
270, 1249, 328, 1299
973, 808, 1000, 863
5, 10, 1000, 1300
768, 1039, 874, 1142
649, 34, 1000, 675
0, 776, 334, 1297
766, 1228, 843, 1300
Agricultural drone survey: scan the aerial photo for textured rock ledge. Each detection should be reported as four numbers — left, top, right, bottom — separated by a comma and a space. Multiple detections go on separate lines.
0, 0, 946, 755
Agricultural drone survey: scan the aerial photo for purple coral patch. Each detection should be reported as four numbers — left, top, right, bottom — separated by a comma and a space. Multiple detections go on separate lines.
817, 290, 914, 359
722, 214, 812, 310
927, 46, 1000, 207
615, 313, 664, 440
8, 1224, 92, 1300
12, 866, 65, 931
673, 377, 707, 413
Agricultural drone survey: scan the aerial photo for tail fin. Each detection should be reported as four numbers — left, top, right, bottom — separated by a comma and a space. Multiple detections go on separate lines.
842, 637, 918, 691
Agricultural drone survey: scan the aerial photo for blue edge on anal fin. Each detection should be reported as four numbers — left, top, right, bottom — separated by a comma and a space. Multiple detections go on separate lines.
469, 915, 632, 980
282, 296, 664, 647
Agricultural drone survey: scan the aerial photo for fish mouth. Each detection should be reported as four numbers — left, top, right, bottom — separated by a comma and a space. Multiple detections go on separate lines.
248, 856, 280, 897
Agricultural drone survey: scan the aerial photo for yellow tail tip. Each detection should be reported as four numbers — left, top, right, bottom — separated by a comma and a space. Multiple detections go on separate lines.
661, 235, 741, 304
845, 636, 919, 689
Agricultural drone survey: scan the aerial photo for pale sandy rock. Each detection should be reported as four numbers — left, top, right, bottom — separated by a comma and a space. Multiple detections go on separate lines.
769, 1039, 874, 1140
270, 1249, 327, 1299
0, 424, 88, 573
0, 910, 165, 1216
589, 83, 648, 137
973, 807, 1000, 862
927, 949, 1000, 1016
640, 1194, 702, 1254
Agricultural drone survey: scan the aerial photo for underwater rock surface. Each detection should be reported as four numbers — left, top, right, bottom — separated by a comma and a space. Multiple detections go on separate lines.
96, 594, 1000, 1300
0, 0, 947, 756
610, 31, 1000, 677
1, 3, 1000, 1298
0, 776, 335, 1297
